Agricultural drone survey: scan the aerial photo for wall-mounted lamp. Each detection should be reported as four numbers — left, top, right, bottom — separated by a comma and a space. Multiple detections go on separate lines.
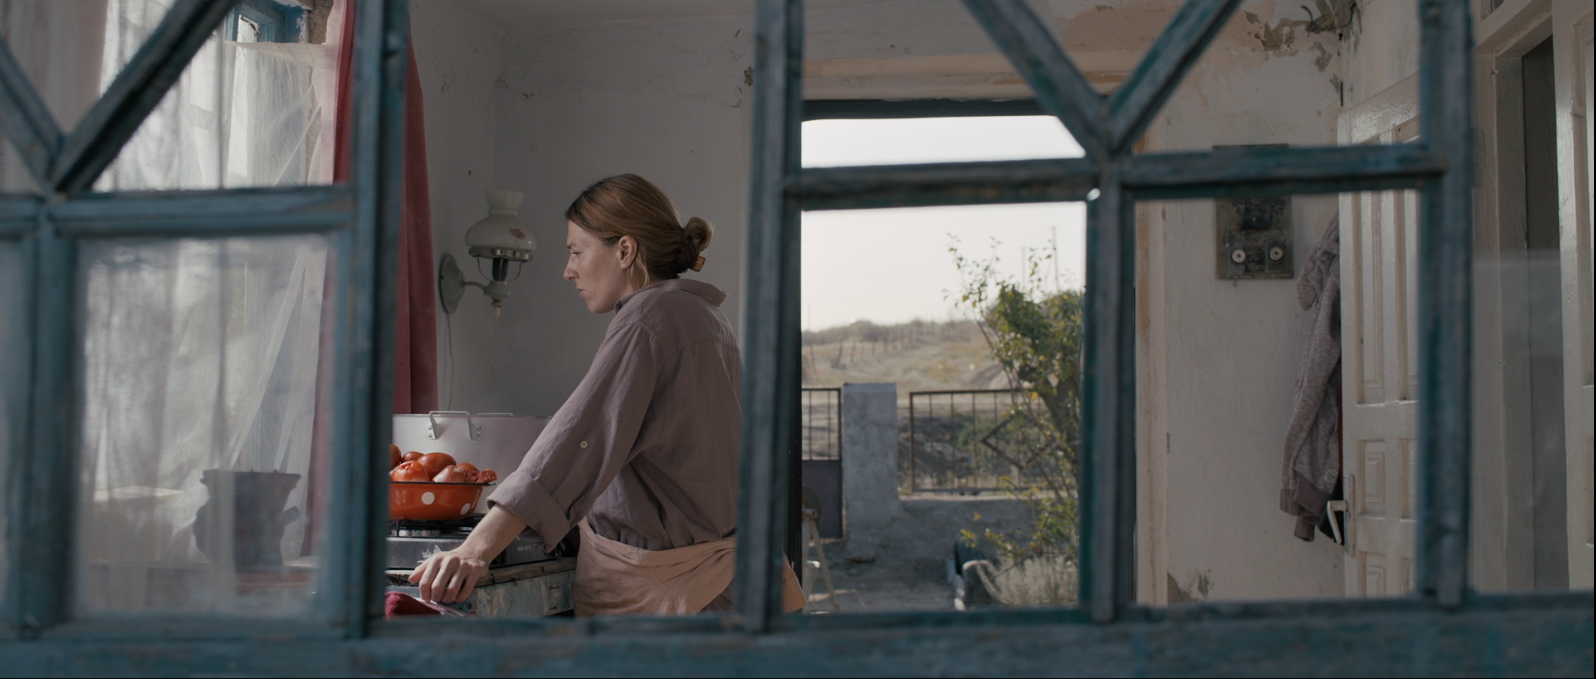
439, 190, 535, 321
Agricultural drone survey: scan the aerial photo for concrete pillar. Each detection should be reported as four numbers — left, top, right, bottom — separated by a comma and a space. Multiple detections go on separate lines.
841, 382, 898, 559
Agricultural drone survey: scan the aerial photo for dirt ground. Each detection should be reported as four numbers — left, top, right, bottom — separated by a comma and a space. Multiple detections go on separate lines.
802, 552, 957, 613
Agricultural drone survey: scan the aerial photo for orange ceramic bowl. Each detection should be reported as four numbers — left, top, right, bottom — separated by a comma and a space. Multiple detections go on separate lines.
389, 482, 490, 521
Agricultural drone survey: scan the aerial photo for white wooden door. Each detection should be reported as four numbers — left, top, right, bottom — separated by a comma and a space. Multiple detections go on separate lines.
1556, 6, 1595, 590
1338, 76, 1420, 597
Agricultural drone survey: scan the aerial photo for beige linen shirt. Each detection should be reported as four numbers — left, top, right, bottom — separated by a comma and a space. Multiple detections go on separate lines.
487, 279, 740, 552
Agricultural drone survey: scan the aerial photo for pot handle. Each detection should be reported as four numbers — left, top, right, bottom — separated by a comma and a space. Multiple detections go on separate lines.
426, 410, 474, 440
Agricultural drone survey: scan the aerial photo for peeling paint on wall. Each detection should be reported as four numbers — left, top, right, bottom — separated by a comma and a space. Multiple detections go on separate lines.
1167, 571, 1212, 603
1244, 10, 1307, 54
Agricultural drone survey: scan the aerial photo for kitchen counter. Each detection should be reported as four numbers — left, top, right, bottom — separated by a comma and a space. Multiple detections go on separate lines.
387, 557, 576, 617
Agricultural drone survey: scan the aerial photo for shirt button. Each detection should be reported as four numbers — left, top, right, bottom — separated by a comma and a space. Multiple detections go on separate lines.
579, 441, 589, 449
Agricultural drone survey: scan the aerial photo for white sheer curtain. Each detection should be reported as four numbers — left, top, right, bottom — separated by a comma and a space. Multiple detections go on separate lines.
96, 2, 335, 190
71, 0, 342, 614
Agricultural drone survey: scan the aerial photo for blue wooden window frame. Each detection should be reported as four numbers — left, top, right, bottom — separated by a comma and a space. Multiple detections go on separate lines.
0, 0, 400, 641
0, 0, 1588, 674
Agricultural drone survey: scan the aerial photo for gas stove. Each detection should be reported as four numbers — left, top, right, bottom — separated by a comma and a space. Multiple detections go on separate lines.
386, 518, 557, 570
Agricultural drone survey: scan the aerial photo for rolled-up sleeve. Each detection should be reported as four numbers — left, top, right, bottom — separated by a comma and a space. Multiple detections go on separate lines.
486, 322, 658, 545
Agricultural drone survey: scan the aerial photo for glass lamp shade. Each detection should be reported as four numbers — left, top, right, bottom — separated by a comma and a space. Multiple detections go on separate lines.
464, 189, 535, 262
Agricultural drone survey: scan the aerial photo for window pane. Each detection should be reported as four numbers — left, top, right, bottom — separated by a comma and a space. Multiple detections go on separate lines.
0, 240, 25, 602
0, 0, 338, 192
801, 0, 1177, 126
0, 1, 109, 133
802, 116, 1082, 167
799, 202, 1086, 612
75, 234, 332, 616
96, 0, 337, 191
0, 143, 34, 194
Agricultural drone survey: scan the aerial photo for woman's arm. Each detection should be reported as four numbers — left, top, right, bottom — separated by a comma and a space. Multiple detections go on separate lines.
484, 322, 659, 548
407, 505, 528, 603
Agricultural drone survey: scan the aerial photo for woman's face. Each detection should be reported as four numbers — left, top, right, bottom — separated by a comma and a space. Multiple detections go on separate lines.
564, 221, 639, 314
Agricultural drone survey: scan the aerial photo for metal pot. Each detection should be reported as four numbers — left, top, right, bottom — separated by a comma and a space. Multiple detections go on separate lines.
391, 411, 548, 483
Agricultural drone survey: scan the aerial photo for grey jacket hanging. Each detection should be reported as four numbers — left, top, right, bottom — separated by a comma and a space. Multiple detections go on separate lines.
1280, 215, 1341, 541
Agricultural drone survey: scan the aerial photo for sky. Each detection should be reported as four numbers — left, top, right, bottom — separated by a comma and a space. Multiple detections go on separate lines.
800, 116, 1087, 331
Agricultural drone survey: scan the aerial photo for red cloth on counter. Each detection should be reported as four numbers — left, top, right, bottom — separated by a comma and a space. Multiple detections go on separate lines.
385, 591, 472, 619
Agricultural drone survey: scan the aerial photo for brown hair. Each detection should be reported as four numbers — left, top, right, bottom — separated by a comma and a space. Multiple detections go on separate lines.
565, 174, 713, 287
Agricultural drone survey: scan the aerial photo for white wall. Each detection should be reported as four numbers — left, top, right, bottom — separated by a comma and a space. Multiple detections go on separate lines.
1136, 1, 1348, 602
410, 1, 510, 412
413, 2, 753, 417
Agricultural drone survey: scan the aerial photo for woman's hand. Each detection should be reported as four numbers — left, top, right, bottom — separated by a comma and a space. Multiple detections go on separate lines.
406, 505, 530, 604
409, 548, 492, 603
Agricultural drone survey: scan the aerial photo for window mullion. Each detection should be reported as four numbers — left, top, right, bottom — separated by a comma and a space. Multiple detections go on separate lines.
12, 215, 76, 635
795, 158, 1099, 211
313, 0, 407, 635
0, 196, 39, 238
49, 186, 355, 239
1079, 169, 1136, 623
1123, 145, 1445, 199
737, 0, 804, 633
1416, 0, 1476, 609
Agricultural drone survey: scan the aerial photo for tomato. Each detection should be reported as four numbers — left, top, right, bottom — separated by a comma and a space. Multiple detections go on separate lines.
455, 462, 479, 474
475, 469, 498, 484
389, 461, 430, 482
389, 444, 402, 469
402, 451, 423, 463
418, 452, 457, 476
432, 466, 467, 483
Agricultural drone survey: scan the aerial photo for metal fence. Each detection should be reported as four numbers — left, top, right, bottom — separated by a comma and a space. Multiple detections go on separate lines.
799, 387, 842, 460
799, 388, 844, 538
906, 389, 1053, 494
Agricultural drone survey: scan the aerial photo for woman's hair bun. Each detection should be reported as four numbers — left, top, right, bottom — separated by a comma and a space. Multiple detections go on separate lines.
679, 216, 713, 273
566, 174, 712, 283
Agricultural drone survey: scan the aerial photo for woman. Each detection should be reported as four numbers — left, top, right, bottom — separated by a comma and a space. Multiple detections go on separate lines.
409, 174, 803, 616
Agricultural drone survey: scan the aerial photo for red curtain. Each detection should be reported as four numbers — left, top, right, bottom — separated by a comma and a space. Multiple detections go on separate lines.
303, 1, 437, 552
333, 0, 439, 414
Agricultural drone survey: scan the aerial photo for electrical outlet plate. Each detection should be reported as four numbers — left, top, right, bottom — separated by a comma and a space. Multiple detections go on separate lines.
1213, 144, 1294, 280
1215, 195, 1293, 280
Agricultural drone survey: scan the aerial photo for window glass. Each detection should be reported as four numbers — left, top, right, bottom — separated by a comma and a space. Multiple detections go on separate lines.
75, 234, 332, 616
96, 0, 337, 191
0, 1, 109, 133
802, 116, 1081, 167
0, 143, 34, 194
801, 0, 1178, 135
800, 116, 1085, 613
0, 0, 337, 192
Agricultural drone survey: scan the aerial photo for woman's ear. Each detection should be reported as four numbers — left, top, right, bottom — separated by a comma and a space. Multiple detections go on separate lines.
615, 235, 639, 270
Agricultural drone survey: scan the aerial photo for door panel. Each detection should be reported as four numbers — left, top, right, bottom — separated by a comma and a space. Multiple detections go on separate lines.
1339, 76, 1420, 598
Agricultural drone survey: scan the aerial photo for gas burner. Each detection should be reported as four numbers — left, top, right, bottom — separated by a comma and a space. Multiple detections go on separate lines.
388, 517, 479, 538
385, 516, 558, 570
